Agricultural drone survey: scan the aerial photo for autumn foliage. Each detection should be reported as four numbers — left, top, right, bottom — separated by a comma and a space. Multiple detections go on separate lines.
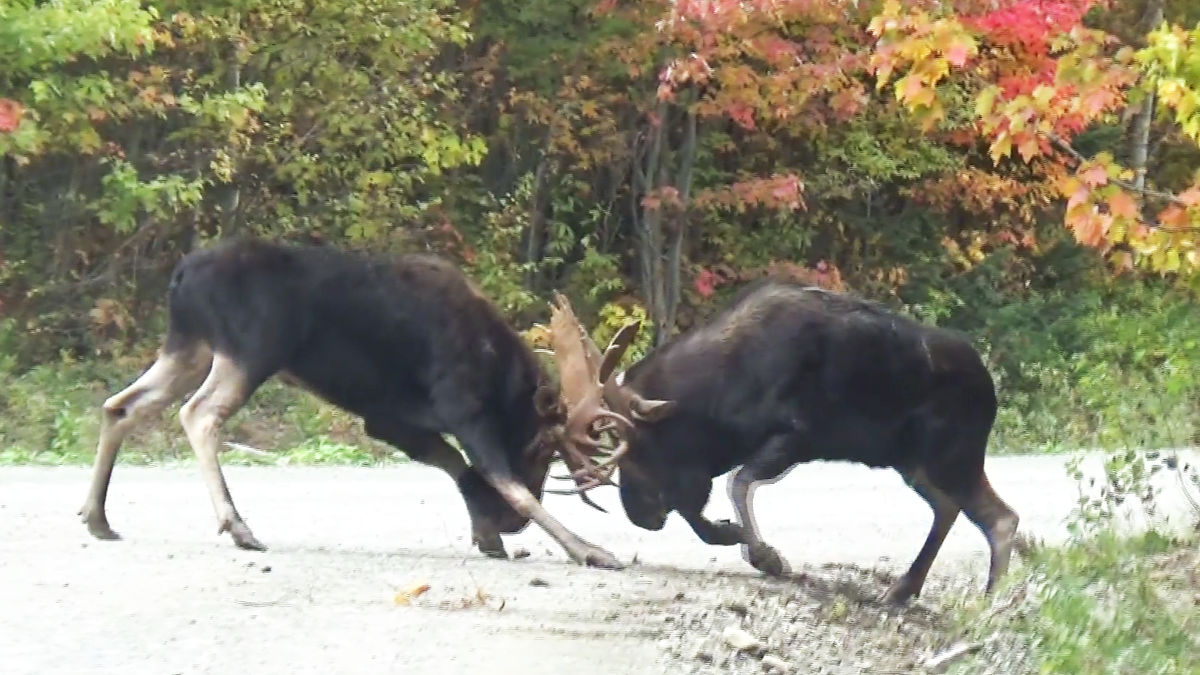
1, 0, 1199, 364
870, 0, 1200, 273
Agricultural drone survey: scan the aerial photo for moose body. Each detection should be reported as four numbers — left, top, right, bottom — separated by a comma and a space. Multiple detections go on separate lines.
79, 237, 622, 569
550, 280, 1019, 603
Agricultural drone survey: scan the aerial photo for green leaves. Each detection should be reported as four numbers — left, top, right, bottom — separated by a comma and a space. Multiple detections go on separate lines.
0, 0, 159, 78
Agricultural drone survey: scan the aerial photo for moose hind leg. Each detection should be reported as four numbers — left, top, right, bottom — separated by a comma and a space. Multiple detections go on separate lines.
80, 345, 210, 541
883, 468, 961, 604
959, 473, 1019, 593
178, 353, 264, 551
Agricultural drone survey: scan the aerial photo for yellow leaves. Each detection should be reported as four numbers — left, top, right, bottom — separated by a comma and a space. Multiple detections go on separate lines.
989, 132, 1012, 164
1033, 85, 1056, 108
868, 3, 974, 128
975, 86, 999, 117
393, 582, 431, 606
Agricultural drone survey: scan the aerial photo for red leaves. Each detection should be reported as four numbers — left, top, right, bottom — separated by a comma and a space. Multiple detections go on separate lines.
965, 0, 1094, 58
694, 267, 718, 297
725, 102, 756, 130
0, 99, 24, 133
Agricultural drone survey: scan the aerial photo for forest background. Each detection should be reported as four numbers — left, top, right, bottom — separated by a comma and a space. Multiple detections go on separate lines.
5, 2, 1200, 669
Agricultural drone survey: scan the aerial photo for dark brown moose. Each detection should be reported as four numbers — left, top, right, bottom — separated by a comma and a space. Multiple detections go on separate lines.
548, 282, 1019, 603
78, 237, 630, 569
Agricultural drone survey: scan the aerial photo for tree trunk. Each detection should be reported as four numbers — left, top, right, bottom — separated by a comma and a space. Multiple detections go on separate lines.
659, 106, 697, 345
635, 100, 668, 339
524, 130, 553, 291
1129, 0, 1164, 198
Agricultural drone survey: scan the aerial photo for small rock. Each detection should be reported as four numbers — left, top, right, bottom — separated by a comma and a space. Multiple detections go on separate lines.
722, 599, 749, 616
761, 654, 790, 673
261, 565, 272, 573
246, 561, 256, 568
692, 649, 714, 664
722, 625, 765, 655
513, 547, 531, 560
529, 577, 549, 587
922, 642, 982, 673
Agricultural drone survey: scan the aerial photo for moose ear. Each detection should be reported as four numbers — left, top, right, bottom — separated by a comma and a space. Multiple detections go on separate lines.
598, 320, 641, 384
533, 385, 562, 419
630, 396, 677, 422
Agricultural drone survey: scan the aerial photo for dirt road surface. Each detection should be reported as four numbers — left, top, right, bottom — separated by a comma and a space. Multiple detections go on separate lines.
3, 452, 1197, 675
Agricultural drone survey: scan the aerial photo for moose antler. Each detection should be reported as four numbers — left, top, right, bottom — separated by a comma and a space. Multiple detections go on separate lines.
544, 293, 640, 501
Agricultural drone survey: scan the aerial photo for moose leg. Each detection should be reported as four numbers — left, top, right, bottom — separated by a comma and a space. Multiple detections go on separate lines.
80, 344, 211, 541
883, 468, 961, 604
456, 424, 623, 570
675, 471, 747, 546
726, 435, 800, 577
957, 473, 1019, 594
364, 418, 508, 559
178, 352, 265, 551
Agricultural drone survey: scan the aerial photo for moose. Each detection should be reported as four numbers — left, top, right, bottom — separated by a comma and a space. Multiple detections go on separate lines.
78, 237, 653, 569
548, 281, 1020, 603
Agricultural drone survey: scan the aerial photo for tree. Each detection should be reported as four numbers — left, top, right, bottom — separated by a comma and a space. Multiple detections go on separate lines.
869, 0, 1200, 278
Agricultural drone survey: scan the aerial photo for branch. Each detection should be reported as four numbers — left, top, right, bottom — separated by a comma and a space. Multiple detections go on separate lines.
1045, 131, 1188, 206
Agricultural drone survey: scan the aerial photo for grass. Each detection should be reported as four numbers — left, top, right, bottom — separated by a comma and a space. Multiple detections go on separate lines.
0, 356, 403, 467
3, 359, 1195, 466
944, 529, 1200, 674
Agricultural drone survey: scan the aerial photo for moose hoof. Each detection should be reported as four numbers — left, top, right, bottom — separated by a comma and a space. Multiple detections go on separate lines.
80, 505, 121, 541
473, 532, 509, 560
573, 545, 624, 570
747, 542, 789, 577
881, 577, 920, 606
227, 522, 267, 552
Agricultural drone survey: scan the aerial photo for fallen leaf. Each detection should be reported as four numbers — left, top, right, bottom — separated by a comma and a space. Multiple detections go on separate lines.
394, 582, 431, 606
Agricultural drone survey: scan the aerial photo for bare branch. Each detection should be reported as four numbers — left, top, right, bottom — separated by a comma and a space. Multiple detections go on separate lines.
1045, 132, 1188, 206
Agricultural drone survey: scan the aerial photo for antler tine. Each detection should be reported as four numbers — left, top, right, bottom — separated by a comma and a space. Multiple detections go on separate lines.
544, 290, 637, 506
598, 319, 641, 385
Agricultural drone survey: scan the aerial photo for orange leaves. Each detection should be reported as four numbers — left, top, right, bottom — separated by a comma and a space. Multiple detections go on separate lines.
694, 173, 804, 213
0, 99, 24, 133
1106, 190, 1138, 221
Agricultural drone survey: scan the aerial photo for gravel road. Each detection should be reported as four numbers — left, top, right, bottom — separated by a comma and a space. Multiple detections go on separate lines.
3, 452, 1197, 675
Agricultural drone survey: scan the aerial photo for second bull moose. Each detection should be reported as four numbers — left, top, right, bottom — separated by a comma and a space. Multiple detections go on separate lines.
550, 280, 1019, 603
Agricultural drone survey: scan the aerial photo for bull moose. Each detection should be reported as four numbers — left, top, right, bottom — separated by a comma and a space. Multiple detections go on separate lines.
548, 281, 1019, 603
78, 237, 638, 569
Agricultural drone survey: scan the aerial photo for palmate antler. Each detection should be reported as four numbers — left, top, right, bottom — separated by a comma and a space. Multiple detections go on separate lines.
543, 293, 641, 504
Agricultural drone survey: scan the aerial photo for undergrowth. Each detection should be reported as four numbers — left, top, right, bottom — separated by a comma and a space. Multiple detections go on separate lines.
0, 353, 397, 466
947, 529, 1200, 674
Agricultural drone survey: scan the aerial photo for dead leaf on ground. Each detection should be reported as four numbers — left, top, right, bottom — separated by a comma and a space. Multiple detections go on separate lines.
393, 582, 431, 606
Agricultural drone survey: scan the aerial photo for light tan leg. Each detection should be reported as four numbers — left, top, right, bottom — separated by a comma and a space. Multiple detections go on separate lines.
961, 474, 1019, 593
178, 352, 264, 550
488, 476, 623, 569
79, 345, 211, 540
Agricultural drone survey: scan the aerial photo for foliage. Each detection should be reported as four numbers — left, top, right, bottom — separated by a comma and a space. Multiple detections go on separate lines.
0, 355, 393, 466
1, 0, 1199, 473
870, 0, 1200, 277
951, 530, 1200, 674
